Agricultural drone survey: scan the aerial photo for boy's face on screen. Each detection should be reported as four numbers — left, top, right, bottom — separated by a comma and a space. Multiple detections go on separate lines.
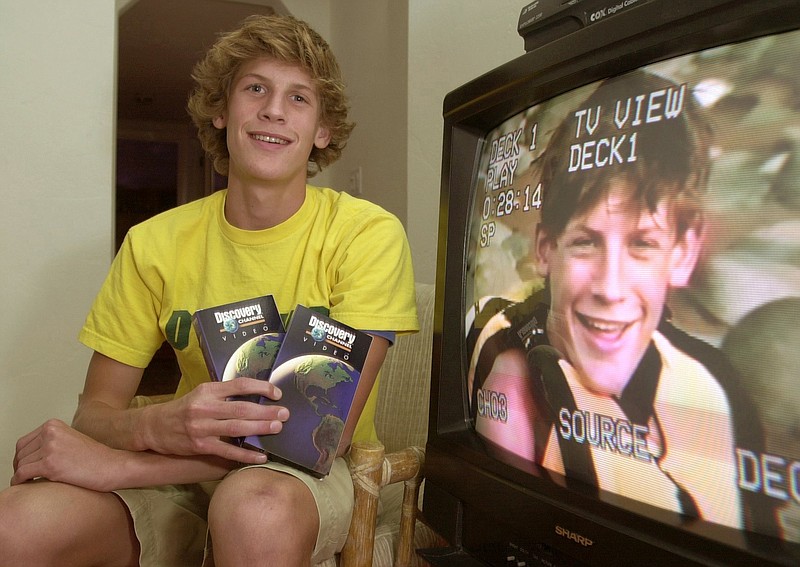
535, 181, 699, 396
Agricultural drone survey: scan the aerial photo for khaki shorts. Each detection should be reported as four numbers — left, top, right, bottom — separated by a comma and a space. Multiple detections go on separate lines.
114, 457, 354, 567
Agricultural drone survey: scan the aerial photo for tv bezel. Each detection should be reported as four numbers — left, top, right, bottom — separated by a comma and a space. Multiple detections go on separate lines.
424, 0, 800, 565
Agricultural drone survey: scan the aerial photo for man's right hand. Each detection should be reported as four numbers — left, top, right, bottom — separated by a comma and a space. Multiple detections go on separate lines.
73, 352, 290, 466
138, 377, 290, 464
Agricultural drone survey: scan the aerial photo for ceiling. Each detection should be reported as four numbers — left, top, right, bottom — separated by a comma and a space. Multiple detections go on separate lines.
117, 0, 285, 123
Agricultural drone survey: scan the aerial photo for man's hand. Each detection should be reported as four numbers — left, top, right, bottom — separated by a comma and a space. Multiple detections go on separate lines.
11, 419, 122, 490
74, 352, 290, 467
138, 377, 290, 464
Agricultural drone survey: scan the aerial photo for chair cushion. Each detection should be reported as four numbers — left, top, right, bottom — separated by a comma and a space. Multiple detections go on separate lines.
375, 283, 435, 453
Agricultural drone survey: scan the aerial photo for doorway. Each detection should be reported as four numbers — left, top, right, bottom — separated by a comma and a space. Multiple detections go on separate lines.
116, 0, 282, 395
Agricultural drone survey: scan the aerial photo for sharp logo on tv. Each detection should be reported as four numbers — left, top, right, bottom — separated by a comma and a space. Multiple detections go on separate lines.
555, 525, 594, 547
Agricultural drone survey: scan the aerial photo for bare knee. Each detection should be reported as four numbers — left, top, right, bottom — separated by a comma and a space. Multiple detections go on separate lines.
0, 481, 139, 567
0, 484, 46, 562
209, 468, 319, 567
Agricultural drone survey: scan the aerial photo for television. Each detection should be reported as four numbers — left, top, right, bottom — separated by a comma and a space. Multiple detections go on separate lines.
421, 0, 800, 565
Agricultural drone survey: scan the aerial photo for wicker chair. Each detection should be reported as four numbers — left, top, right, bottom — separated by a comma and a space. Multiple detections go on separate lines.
131, 282, 438, 566
335, 281, 438, 567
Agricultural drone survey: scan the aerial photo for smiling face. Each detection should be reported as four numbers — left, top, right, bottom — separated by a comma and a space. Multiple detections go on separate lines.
536, 181, 700, 396
213, 57, 331, 191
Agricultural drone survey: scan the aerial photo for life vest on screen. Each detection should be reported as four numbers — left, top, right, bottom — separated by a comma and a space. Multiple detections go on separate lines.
470, 295, 778, 535
537, 333, 741, 528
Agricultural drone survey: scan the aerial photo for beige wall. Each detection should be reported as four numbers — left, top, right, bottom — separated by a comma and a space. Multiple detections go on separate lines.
325, 0, 523, 283
328, 1, 409, 221
406, 0, 524, 283
324, 1, 523, 283
0, 0, 117, 480
0, 0, 525, 479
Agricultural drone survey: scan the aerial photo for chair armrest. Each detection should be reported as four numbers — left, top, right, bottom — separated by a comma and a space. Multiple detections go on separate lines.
392, 447, 425, 567
341, 441, 425, 567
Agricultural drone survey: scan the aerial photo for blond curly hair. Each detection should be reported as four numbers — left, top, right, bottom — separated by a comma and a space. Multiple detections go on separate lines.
187, 14, 355, 177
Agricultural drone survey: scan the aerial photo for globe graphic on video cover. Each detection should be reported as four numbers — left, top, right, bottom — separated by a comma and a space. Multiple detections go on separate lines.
222, 333, 283, 382
265, 354, 359, 473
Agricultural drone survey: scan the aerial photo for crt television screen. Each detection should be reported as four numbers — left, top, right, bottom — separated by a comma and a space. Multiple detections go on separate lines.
465, 27, 800, 544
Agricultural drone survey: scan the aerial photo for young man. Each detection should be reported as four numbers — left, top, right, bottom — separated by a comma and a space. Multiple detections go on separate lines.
468, 71, 776, 534
0, 14, 418, 567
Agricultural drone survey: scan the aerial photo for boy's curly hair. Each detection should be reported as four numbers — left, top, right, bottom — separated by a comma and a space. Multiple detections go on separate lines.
187, 14, 355, 177
538, 69, 714, 241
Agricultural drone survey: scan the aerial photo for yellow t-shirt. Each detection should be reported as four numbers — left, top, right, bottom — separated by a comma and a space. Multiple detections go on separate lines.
79, 186, 419, 443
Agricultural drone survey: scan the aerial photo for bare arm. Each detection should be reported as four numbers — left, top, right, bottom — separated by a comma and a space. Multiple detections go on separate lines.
13, 337, 386, 490
11, 418, 234, 489
11, 351, 296, 489
336, 335, 389, 457
474, 349, 539, 462
72, 352, 290, 463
